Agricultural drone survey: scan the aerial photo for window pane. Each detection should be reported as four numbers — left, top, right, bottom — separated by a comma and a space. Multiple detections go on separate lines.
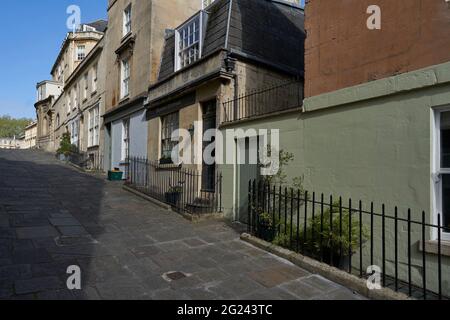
441, 127, 450, 168
442, 175, 450, 232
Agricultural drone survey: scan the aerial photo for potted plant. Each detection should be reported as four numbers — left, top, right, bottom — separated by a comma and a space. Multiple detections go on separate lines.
256, 211, 275, 242
159, 154, 173, 165
165, 185, 183, 206
266, 202, 369, 270
301, 203, 370, 270
56, 132, 78, 161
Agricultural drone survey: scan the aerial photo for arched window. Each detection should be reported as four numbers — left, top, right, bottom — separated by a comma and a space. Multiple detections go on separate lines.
56, 114, 60, 127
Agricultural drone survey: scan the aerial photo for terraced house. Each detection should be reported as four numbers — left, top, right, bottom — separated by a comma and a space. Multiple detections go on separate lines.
126, 0, 304, 217
35, 21, 107, 155
53, 34, 107, 170
102, 0, 202, 173
285, 0, 450, 298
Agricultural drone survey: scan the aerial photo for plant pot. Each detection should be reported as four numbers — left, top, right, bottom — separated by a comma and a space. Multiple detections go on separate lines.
321, 248, 351, 270
159, 158, 174, 165
257, 221, 274, 242
108, 171, 124, 181
165, 192, 181, 206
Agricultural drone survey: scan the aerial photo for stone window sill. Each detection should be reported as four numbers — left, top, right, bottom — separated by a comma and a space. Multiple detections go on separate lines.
420, 240, 450, 257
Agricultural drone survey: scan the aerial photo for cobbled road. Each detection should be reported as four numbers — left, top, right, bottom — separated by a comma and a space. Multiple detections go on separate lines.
0, 150, 365, 300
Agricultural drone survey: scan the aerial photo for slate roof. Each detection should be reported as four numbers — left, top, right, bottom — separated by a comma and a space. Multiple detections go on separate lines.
158, 0, 304, 81
86, 20, 108, 33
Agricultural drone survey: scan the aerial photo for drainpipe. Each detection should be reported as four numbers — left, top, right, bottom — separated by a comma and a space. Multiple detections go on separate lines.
223, 0, 239, 121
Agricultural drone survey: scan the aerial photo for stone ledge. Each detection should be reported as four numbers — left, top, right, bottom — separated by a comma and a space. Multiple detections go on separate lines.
240, 233, 413, 301
419, 240, 450, 257
304, 60, 450, 113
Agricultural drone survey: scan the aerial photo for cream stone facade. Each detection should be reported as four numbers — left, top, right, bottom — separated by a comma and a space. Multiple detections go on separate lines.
53, 36, 106, 170
24, 121, 38, 149
0, 138, 21, 150
35, 22, 106, 154
103, 0, 202, 172
145, 0, 304, 214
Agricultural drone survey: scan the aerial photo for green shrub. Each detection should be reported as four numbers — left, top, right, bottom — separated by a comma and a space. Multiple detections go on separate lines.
256, 202, 370, 258
56, 132, 78, 156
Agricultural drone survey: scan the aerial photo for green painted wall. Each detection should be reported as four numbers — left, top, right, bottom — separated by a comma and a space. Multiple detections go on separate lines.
219, 61, 450, 297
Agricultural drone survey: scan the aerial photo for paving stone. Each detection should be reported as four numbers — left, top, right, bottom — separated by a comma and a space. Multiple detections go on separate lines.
183, 238, 209, 248
301, 275, 341, 293
12, 248, 53, 264
151, 288, 189, 300
15, 276, 62, 295
37, 289, 76, 300
279, 278, 325, 299
0, 264, 32, 280
49, 217, 81, 227
326, 288, 366, 300
0, 227, 16, 239
57, 226, 88, 237
0, 150, 364, 300
247, 268, 301, 288
16, 226, 59, 239
131, 245, 163, 259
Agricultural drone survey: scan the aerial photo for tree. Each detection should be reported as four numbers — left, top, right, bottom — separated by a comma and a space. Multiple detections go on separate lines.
0, 115, 33, 138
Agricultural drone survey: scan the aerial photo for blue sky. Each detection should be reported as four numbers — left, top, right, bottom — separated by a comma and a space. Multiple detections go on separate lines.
0, 0, 107, 119
0, 0, 304, 120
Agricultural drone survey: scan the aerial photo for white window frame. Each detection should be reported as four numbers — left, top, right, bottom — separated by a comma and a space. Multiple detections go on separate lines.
123, 4, 132, 36
76, 45, 86, 61
161, 112, 179, 160
174, 12, 205, 72
92, 64, 98, 92
83, 73, 89, 100
71, 120, 79, 146
121, 58, 130, 98
432, 107, 450, 241
88, 105, 100, 148
121, 119, 130, 161
73, 87, 78, 110
202, 0, 216, 9
67, 94, 71, 114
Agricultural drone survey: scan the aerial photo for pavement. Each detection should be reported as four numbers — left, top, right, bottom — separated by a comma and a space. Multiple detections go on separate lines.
0, 150, 366, 300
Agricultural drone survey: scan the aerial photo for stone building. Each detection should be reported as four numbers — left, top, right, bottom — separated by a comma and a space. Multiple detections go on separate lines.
0, 138, 20, 150
24, 121, 38, 149
102, 0, 202, 172
53, 35, 106, 170
144, 0, 304, 216
296, 0, 450, 296
35, 81, 63, 151
35, 21, 106, 153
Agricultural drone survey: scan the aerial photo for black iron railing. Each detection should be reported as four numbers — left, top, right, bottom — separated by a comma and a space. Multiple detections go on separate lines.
64, 151, 104, 172
125, 157, 223, 215
222, 80, 303, 124
248, 180, 450, 300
